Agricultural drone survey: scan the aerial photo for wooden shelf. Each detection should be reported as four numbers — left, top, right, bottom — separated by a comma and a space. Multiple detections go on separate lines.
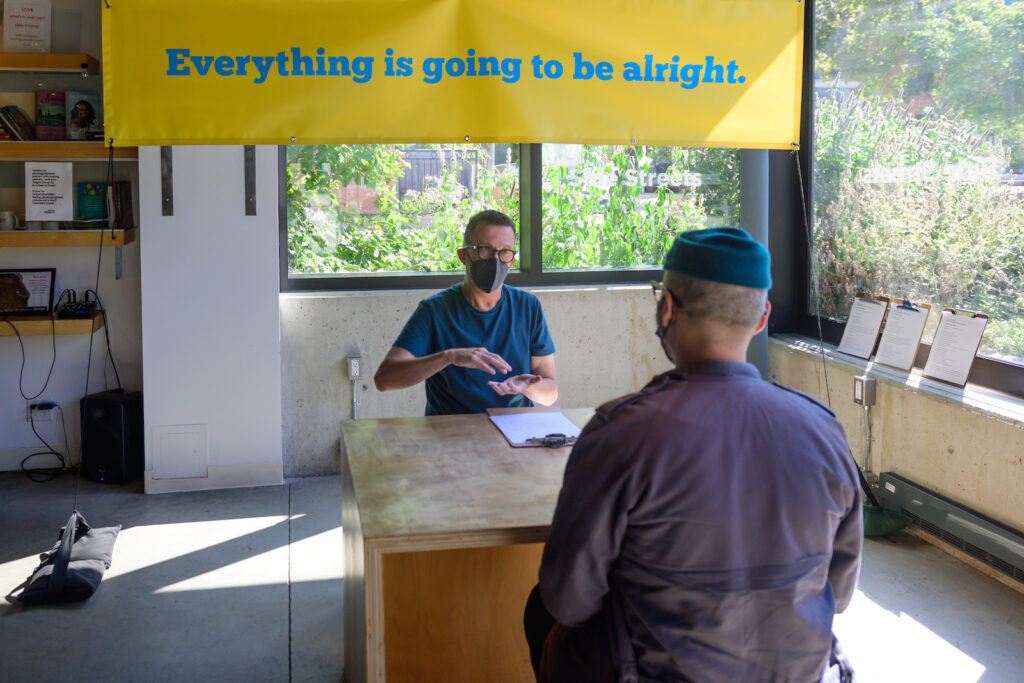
0, 141, 137, 161
0, 52, 99, 76
0, 228, 136, 247
1, 311, 104, 337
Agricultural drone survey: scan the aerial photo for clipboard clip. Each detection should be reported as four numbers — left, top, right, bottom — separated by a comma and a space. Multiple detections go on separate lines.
897, 298, 920, 311
527, 433, 577, 448
855, 291, 887, 304
949, 308, 983, 318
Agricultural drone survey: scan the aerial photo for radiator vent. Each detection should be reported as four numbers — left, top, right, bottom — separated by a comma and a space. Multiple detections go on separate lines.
880, 472, 1024, 585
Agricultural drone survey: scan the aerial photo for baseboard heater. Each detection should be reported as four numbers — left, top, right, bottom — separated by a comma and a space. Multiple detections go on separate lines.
878, 472, 1024, 584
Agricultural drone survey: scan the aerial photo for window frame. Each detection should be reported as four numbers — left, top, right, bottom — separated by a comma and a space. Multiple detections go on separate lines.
769, 0, 1024, 398
278, 143, 724, 292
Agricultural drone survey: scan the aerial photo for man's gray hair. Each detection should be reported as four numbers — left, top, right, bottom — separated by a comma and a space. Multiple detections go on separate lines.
664, 270, 767, 327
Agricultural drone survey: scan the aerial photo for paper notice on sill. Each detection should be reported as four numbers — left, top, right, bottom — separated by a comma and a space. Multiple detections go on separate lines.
923, 310, 988, 386
874, 302, 930, 371
25, 162, 73, 221
837, 297, 888, 359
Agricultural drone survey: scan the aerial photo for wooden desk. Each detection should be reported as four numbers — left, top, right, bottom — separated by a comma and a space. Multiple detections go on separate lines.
341, 409, 592, 683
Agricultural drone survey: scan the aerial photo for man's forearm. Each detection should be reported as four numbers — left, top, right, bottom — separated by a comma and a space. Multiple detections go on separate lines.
523, 378, 558, 406
374, 350, 451, 391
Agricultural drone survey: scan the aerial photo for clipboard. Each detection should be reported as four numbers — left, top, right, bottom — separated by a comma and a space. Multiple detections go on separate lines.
874, 298, 932, 372
486, 406, 582, 448
836, 292, 890, 360
921, 307, 989, 387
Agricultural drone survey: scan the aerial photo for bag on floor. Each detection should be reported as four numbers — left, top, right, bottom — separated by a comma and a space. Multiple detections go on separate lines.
6, 511, 121, 605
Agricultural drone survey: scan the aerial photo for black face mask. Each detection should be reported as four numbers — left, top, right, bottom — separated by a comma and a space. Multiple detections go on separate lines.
655, 295, 675, 364
468, 257, 510, 293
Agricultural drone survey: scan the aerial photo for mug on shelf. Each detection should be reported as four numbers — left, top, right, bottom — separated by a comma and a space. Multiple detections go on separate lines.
0, 211, 21, 231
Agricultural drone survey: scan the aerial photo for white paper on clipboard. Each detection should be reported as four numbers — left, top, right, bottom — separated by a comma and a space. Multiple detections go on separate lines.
487, 409, 582, 448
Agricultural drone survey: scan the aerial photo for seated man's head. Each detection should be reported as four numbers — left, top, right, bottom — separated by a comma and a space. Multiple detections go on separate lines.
655, 228, 771, 364
458, 210, 517, 293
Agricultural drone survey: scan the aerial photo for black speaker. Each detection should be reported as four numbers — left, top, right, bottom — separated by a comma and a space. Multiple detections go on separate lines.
80, 390, 143, 484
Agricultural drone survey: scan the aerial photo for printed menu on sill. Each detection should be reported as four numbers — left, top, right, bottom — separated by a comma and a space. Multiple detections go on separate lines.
922, 310, 988, 387
836, 295, 889, 359
874, 301, 931, 371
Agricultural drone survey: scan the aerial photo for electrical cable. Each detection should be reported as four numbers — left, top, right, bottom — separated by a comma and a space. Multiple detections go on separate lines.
20, 408, 67, 483
70, 144, 119, 509
862, 404, 872, 471
1, 293, 65, 401
84, 289, 123, 390
793, 150, 833, 410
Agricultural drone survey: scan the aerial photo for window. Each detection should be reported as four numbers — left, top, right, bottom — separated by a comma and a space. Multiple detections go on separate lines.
541, 145, 740, 271
284, 143, 519, 278
281, 144, 740, 289
811, 0, 1024, 367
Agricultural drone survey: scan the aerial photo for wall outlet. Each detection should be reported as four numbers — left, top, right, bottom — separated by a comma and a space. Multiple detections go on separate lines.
26, 402, 55, 423
853, 376, 876, 406
346, 354, 362, 380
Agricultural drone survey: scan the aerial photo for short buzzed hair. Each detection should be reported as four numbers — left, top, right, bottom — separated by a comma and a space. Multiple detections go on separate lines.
464, 210, 516, 245
664, 270, 767, 327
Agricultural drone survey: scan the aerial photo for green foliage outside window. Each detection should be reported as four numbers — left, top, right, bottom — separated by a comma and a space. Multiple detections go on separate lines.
542, 146, 738, 269
814, 0, 1024, 363
286, 144, 739, 275
813, 93, 1024, 362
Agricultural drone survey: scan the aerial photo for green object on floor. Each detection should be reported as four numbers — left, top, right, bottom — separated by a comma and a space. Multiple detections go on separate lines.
863, 505, 912, 537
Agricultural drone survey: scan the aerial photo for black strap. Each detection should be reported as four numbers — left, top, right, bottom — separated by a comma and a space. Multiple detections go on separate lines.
47, 511, 90, 593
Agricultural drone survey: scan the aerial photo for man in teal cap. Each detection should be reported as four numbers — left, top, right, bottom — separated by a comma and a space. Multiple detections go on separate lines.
526, 228, 862, 682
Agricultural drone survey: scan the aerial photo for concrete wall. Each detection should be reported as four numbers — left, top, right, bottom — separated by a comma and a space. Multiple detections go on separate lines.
139, 146, 282, 492
280, 285, 671, 477
768, 336, 1024, 532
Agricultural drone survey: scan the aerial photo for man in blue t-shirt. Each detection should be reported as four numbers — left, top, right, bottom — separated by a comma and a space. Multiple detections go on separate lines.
374, 209, 558, 415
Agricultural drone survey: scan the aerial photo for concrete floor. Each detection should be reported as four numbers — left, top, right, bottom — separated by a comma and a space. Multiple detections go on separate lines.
2, 473, 1023, 682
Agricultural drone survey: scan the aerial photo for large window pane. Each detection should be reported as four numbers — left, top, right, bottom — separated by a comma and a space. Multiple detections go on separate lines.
541, 145, 740, 270
813, 0, 1024, 364
286, 144, 519, 276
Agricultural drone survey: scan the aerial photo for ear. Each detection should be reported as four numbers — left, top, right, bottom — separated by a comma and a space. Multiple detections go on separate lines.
660, 291, 675, 329
456, 247, 468, 267
753, 300, 771, 335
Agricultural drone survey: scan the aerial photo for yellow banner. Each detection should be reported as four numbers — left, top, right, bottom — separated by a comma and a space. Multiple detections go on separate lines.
103, 0, 803, 148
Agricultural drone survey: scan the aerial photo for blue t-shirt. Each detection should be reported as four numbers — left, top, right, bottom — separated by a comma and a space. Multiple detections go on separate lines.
393, 284, 556, 416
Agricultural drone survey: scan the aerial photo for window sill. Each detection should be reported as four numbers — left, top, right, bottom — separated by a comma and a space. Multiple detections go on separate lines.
770, 334, 1024, 430
279, 283, 650, 301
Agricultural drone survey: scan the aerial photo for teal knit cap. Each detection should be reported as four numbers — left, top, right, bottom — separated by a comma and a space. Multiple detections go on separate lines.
663, 227, 772, 289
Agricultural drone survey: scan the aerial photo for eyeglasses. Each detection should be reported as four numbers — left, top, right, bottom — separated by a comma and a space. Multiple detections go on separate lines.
651, 281, 682, 307
463, 245, 517, 263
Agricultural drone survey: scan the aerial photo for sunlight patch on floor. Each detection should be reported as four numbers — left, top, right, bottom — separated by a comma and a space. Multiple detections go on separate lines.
103, 515, 289, 582
833, 589, 985, 682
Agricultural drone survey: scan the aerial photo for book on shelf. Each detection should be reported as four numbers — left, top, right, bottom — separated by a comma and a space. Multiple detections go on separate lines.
66, 91, 103, 141
114, 180, 134, 229
0, 107, 27, 140
35, 91, 65, 141
2, 105, 36, 139
77, 181, 106, 220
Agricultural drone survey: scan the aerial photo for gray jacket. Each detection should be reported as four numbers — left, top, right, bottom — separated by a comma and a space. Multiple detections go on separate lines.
539, 362, 863, 682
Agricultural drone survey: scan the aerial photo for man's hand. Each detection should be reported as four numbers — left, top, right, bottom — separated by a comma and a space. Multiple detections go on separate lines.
488, 374, 542, 396
448, 347, 512, 375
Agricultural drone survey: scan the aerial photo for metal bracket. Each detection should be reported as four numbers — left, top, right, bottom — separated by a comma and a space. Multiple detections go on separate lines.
161, 146, 173, 216
115, 246, 123, 280
244, 145, 256, 215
